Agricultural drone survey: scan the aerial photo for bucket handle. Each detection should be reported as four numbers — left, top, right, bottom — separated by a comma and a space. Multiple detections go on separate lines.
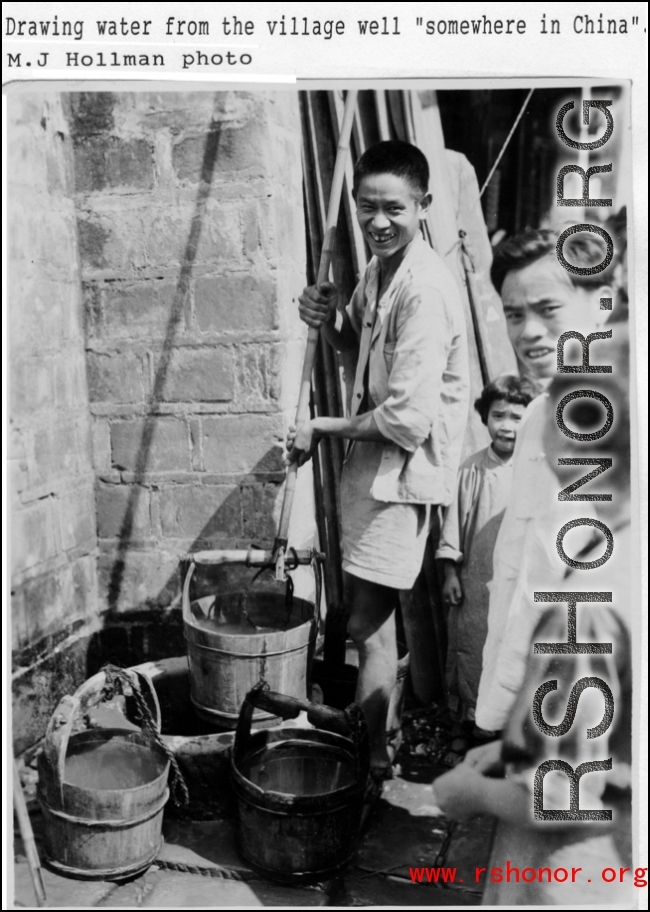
44, 694, 81, 804
233, 684, 368, 771
73, 668, 163, 734
44, 668, 164, 804
182, 553, 322, 631
181, 560, 196, 624
273, 548, 323, 628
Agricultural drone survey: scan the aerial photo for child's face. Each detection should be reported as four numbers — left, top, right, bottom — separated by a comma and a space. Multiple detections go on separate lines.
486, 398, 526, 458
355, 173, 429, 264
501, 255, 609, 381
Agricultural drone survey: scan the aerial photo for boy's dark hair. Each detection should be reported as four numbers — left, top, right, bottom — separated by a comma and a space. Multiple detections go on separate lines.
352, 140, 429, 199
474, 374, 536, 425
491, 227, 613, 294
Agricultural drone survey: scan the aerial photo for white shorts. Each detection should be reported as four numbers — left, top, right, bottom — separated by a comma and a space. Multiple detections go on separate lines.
340, 440, 433, 590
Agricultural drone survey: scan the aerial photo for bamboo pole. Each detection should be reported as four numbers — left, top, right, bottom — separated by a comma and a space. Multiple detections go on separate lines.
308, 388, 340, 624
329, 90, 367, 278
330, 91, 367, 418
274, 89, 358, 579
306, 95, 346, 483
374, 91, 391, 141
13, 759, 46, 907
300, 94, 345, 630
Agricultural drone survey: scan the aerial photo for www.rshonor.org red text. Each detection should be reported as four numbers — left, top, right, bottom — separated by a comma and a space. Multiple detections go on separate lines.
408, 864, 648, 886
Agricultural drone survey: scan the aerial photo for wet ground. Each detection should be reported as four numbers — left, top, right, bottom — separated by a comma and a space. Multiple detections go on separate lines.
12, 708, 494, 908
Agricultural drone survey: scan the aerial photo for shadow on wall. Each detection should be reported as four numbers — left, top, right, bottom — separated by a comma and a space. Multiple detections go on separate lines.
86, 449, 285, 676
105, 120, 224, 615
82, 109, 289, 671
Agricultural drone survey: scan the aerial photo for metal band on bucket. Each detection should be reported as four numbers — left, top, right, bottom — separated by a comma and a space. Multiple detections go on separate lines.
190, 698, 276, 723
184, 635, 314, 659
40, 788, 169, 828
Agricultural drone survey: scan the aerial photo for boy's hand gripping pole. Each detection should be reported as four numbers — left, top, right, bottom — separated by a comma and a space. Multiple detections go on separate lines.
273, 90, 358, 581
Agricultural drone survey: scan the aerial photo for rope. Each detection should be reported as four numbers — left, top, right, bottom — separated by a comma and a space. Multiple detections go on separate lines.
433, 820, 457, 867
445, 88, 535, 257
476, 88, 534, 204
311, 549, 322, 627
155, 858, 259, 882
100, 664, 189, 807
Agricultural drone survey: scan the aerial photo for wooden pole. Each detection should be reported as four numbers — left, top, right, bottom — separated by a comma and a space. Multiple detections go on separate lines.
374, 91, 391, 141
300, 96, 345, 618
329, 91, 367, 278
188, 548, 321, 566
13, 759, 46, 907
274, 89, 358, 579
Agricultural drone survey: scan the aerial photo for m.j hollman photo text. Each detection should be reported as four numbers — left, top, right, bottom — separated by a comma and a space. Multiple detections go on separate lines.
7, 77, 642, 908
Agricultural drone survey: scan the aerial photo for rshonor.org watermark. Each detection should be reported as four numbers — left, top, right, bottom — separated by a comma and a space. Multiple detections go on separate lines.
408, 864, 648, 887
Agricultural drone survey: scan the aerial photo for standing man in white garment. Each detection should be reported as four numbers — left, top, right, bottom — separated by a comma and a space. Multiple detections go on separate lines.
473, 228, 615, 734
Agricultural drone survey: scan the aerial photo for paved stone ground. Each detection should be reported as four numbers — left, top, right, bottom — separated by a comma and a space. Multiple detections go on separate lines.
12, 755, 492, 909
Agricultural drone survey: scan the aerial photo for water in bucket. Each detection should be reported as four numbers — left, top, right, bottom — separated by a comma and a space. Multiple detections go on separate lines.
190, 595, 303, 636
241, 741, 356, 797
64, 737, 167, 791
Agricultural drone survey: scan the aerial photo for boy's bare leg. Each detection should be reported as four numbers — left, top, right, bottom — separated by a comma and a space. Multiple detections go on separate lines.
344, 571, 398, 771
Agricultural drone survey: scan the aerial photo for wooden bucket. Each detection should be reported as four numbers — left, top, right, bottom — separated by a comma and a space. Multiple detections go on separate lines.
37, 673, 170, 881
231, 687, 369, 882
182, 562, 318, 728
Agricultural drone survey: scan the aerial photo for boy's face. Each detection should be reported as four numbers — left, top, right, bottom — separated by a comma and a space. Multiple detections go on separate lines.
486, 398, 526, 458
501, 255, 609, 382
355, 173, 430, 264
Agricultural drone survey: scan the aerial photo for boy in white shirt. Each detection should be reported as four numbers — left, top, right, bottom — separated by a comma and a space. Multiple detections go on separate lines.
287, 140, 470, 779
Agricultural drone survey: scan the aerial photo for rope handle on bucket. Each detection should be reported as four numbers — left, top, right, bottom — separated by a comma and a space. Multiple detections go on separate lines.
43, 672, 189, 807
311, 551, 323, 628
99, 665, 189, 807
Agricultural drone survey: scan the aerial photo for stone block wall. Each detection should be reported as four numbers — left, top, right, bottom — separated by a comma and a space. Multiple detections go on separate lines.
9, 94, 100, 751
70, 91, 313, 614
10, 90, 314, 751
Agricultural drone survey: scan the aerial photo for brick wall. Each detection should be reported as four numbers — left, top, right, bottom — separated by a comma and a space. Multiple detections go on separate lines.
71, 91, 314, 614
9, 93, 100, 751
10, 90, 314, 751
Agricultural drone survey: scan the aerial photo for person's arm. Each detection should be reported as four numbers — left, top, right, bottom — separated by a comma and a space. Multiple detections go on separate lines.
441, 562, 463, 607
433, 764, 531, 824
437, 604, 630, 826
436, 463, 474, 606
463, 739, 504, 775
286, 411, 391, 466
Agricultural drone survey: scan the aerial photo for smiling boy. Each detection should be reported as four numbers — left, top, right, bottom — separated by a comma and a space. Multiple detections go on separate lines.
286, 140, 470, 777
474, 227, 614, 733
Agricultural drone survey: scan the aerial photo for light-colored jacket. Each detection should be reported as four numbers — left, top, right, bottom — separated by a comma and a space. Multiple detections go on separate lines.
342, 235, 469, 506
475, 394, 597, 731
